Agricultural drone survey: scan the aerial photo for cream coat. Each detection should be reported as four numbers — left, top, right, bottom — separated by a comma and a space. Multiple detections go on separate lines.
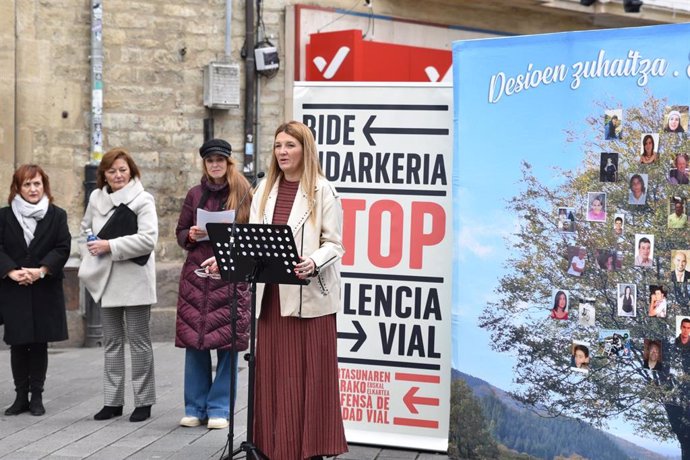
78, 179, 158, 307
250, 176, 344, 318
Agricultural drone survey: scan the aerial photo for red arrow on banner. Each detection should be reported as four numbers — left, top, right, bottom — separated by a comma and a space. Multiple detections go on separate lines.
393, 417, 438, 429
402, 386, 439, 414
393, 372, 440, 428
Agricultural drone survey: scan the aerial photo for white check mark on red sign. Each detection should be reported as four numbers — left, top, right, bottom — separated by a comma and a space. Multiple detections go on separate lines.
312, 46, 350, 79
424, 65, 452, 82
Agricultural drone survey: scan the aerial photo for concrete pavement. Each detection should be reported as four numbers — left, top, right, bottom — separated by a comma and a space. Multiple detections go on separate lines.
0, 343, 448, 460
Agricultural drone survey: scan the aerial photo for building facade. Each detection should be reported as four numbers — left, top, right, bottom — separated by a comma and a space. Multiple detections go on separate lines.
0, 0, 686, 344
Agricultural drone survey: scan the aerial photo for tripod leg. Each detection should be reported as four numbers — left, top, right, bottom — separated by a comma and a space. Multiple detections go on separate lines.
222, 285, 241, 460
223, 280, 270, 460
243, 442, 270, 460
226, 441, 268, 460
247, 448, 269, 460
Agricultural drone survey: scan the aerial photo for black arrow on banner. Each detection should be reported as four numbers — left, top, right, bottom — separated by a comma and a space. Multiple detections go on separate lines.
363, 115, 449, 146
337, 320, 367, 352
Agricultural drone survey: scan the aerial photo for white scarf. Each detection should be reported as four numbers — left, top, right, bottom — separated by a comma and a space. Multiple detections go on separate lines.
11, 194, 49, 246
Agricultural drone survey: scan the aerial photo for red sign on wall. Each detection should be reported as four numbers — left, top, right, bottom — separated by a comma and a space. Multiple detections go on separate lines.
306, 30, 452, 82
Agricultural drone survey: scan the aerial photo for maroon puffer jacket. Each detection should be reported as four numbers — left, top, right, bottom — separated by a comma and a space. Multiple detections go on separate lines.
174, 178, 250, 351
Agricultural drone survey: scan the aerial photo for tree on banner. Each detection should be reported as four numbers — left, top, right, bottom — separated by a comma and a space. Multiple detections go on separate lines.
480, 94, 690, 456
448, 379, 498, 459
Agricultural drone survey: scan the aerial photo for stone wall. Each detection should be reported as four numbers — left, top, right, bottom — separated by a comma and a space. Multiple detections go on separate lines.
0, 1, 15, 193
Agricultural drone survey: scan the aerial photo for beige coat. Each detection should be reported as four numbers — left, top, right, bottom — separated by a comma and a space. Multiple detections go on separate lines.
78, 179, 158, 307
250, 176, 344, 318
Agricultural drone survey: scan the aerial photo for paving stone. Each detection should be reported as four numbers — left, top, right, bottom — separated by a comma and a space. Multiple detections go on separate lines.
0, 343, 449, 459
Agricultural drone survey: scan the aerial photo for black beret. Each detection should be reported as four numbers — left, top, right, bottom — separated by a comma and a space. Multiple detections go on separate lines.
199, 138, 231, 158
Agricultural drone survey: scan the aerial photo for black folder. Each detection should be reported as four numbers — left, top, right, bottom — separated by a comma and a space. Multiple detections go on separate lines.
97, 204, 151, 266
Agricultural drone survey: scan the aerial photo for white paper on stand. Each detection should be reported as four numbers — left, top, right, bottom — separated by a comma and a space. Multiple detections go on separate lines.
196, 208, 235, 241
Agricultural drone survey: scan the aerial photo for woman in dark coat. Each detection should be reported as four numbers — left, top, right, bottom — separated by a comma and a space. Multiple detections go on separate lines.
174, 139, 252, 430
0, 164, 70, 416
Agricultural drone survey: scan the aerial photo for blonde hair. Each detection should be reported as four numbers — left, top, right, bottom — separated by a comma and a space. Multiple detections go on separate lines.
202, 155, 252, 224
257, 121, 324, 222
644, 340, 661, 362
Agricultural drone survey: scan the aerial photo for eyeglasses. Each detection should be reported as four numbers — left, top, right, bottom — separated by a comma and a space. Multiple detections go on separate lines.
194, 268, 221, 280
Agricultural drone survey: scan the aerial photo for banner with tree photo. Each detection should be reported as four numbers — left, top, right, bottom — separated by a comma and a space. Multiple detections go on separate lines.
452, 23, 690, 458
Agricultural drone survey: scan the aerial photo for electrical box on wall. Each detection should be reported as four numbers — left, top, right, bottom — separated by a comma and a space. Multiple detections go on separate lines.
255, 46, 279, 71
203, 62, 240, 109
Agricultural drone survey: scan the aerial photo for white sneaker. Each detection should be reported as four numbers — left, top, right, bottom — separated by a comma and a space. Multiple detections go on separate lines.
207, 417, 229, 429
180, 416, 201, 427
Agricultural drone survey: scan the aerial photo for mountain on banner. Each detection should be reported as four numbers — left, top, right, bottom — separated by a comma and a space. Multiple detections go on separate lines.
451, 369, 670, 460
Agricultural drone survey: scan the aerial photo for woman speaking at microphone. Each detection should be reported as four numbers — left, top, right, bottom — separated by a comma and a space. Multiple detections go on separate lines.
174, 139, 252, 430
250, 121, 348, 460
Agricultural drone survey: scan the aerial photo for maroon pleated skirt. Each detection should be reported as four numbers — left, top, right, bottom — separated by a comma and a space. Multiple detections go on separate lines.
253, 284, 348, 459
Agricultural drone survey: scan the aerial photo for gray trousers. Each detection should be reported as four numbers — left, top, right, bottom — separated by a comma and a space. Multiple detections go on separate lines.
101, 305, 156, 407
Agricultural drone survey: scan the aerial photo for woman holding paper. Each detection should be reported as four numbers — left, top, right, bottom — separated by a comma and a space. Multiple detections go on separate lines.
174, 138, 252, 429
78, 148, 158, 422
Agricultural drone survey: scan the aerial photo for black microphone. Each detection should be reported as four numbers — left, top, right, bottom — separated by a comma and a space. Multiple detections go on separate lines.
236, 171, 265, 214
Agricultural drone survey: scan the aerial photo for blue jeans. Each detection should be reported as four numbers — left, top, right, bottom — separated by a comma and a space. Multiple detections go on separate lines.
184, 348, 238, 420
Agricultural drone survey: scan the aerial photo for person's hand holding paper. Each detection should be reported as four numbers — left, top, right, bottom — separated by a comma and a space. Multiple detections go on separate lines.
195, 208, 235, 242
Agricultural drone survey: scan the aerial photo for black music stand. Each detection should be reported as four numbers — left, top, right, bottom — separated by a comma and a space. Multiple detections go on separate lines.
207, 223, 308, 460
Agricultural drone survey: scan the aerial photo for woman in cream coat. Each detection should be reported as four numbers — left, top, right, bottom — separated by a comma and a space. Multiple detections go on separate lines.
202, 122, 347, 458
78, 148, 157, 423
250, 121, 347, 460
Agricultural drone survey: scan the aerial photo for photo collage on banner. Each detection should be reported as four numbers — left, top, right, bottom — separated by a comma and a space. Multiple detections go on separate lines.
554, 101, 690, 370
453, 23, 690, 454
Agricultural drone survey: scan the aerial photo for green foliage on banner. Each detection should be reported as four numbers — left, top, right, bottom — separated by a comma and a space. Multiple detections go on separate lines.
449, 378, 499, 459
479, 92, 690, 448
479, 390, 628, 459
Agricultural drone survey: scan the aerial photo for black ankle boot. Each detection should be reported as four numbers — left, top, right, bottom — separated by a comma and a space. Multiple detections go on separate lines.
29, 392, 45, 416
4, 391, 30, 416
94, 405, 123, 420
129, 405, 151, 422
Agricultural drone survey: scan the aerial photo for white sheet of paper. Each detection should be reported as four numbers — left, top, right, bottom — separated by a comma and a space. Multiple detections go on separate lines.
196, 208, 236, 242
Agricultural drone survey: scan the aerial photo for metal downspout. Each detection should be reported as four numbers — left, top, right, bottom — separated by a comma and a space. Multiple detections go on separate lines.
84, 0, 105, 347
226, 0, 233, 58
243, 0, 256, 177
13, 0, 17, 169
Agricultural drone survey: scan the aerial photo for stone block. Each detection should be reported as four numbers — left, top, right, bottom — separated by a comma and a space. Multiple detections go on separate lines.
129, 131, 170, 148
150, 306, 176, 342
151, 261, 181, 341
158, 241, 185, 262
161, 4, 199, 17
108, 29, 127, 46
109, 11, 157, 29
103, 112, 142, 131
171, 132, 202, 151
263, 11, 282, 26
61, 310, 86, 348
155, 262, 181, 308
55, 129, 88, 146
16, 39, 52, 83
63, 263, 81, 312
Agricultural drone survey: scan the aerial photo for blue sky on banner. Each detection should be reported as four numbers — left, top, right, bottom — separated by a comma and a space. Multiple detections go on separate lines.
452, 23, 690, 455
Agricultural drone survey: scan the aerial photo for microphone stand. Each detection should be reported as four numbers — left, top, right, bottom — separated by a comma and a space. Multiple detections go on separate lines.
206, 221, 306, 460
220, 172, 266, 460
229, 262, 268, 460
